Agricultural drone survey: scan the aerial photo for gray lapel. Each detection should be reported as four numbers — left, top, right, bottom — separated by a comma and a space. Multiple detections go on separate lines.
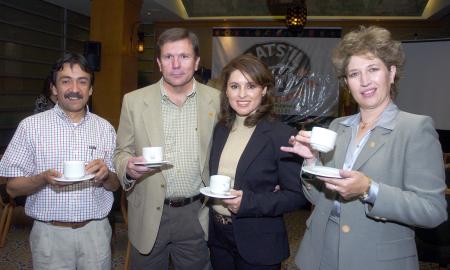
332, 124, 352, 169
353, 127, 391, 170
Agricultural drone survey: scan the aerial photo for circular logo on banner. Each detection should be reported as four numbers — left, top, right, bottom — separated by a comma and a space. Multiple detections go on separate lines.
245, 42, 311, 92
244, 42, 313, 125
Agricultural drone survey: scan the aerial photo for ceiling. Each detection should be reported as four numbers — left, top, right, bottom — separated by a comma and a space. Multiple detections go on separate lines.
43, 0, 450, 23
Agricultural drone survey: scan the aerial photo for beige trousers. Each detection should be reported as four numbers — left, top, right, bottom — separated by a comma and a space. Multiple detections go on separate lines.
30, 218, 111, 270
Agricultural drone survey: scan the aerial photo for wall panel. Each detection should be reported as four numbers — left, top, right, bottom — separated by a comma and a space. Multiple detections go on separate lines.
0, 0, 89, 152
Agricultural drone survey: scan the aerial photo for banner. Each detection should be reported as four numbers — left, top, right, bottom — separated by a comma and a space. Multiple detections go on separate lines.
211, 27, 341, 127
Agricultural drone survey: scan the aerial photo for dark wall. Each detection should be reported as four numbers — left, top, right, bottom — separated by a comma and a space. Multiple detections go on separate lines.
437, 130, 450, 153
0, 0, 90, 151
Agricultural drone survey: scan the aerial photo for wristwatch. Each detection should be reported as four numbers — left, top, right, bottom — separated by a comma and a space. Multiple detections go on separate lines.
359, 177, 372, 201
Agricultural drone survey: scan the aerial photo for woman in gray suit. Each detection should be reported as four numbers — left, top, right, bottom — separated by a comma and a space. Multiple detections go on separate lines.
282, 26, 448, 270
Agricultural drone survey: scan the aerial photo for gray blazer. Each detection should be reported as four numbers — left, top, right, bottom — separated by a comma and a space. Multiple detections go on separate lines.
296, 109, 447, 270
113, 81, 220, 254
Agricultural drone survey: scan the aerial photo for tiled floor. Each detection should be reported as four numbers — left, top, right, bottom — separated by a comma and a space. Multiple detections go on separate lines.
0, 207, 446, 269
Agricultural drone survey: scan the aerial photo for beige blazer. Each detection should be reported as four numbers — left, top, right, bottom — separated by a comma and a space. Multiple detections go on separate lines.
113, 81, 220, 254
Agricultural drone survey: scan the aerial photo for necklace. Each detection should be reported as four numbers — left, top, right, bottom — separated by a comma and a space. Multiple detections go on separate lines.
360, 117, 379, 130
360, 121, 369, 129
360, 108, 385, 130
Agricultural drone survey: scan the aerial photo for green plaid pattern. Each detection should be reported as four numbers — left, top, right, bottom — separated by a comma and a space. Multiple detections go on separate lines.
160, 80, 202, 198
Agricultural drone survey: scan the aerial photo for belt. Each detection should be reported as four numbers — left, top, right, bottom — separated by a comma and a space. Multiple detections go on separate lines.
49, 220, 92, 229
213, 211, 232, 225
164, 194, 202, 208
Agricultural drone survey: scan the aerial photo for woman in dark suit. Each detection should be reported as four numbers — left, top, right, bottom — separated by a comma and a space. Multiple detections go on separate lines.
208, 54, 307, 270
282, 26, 447, 270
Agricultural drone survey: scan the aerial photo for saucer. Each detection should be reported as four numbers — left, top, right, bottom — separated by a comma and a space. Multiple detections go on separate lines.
302, 166, 342, 179
200, 187, 237, 199
134, 160, 171, 168
54, 174, 96, 182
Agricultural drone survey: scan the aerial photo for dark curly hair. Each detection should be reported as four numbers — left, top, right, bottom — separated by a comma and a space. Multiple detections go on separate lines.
332, 25, 405, 98
219, 54, 275, 128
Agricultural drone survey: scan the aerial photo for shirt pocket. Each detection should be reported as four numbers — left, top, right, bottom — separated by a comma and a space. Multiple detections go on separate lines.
86, 146, 109, 161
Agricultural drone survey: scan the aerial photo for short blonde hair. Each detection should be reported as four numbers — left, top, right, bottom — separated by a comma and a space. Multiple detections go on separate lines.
332, 26, 405, 97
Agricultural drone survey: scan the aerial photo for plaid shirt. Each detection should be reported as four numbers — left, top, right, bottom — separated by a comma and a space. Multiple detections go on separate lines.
160, 79, 202, 198
0, 104, 116, 222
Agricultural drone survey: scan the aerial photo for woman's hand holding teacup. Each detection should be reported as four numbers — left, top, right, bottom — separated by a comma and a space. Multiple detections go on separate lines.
222, 189, 243, 214
318, 170, 371, 200
281, 130, 318, 164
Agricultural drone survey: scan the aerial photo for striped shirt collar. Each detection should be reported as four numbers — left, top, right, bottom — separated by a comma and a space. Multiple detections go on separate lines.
53, 103, 91, 124
339, 101, 399, 130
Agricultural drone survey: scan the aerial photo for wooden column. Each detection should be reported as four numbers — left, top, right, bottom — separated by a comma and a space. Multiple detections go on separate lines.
89, 0, 143, 128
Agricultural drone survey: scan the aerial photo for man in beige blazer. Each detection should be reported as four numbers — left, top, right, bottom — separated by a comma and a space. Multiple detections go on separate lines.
113, 28, 220, 270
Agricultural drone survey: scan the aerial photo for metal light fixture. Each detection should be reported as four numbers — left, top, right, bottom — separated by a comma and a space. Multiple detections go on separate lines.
130, 21, 144, 55
137, 32, 145, 53
285, 0, 307, 32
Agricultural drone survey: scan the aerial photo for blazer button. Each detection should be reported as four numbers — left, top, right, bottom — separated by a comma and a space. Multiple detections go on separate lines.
161, 184, 165, 188
156, 206, 161, 210
341, 224, 351, 233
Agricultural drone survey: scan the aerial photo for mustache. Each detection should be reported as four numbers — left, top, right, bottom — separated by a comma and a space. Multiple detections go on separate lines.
64, 92, 83, 99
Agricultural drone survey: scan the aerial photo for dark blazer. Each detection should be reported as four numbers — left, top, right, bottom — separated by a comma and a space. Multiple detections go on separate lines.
209, 118, 307, 265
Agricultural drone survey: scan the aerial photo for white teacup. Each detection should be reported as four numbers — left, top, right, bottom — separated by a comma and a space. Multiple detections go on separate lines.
310, 127, 337, 153
210, 175, 231, 195
143, 147, 163, 163
63, 160, 85, 179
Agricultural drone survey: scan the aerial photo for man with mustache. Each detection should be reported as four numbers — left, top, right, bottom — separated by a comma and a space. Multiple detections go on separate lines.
0, 53, 119, 270
113, 28, 220, 269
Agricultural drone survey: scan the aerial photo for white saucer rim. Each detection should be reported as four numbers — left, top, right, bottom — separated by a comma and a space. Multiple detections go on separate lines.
302, 166, 342, 179
134, 160, 170, 166
200, 187, 237, 199
54, 173, 96, 182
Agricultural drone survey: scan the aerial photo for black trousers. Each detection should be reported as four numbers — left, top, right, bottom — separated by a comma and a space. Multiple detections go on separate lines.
209, 214, 281, 270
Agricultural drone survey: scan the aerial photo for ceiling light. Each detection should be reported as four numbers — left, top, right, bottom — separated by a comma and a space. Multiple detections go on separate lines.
285, 0, 307, 32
